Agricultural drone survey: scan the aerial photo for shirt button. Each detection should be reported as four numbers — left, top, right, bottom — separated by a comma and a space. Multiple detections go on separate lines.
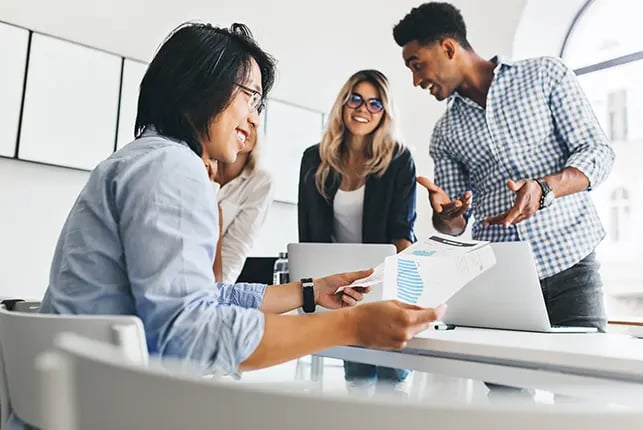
520, 225, 527, 234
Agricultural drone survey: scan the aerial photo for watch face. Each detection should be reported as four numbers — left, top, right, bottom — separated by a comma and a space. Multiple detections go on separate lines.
543, 191, 555, 207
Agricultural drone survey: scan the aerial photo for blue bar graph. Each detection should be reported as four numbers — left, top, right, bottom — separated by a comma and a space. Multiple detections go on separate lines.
397, 258, 424, 304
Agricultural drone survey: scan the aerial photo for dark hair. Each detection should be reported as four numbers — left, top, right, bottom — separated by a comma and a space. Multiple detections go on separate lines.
393, 2, 472, 50
135, 22, 276, 156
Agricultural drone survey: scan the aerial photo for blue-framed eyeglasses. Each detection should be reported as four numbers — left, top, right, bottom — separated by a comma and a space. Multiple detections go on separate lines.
345, 93, 384, 114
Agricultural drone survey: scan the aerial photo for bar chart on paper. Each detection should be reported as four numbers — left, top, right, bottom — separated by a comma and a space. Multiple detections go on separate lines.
396, 258, 424, 304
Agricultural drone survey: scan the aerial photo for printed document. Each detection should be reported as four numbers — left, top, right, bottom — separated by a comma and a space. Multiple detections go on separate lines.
338, 235, 496, 308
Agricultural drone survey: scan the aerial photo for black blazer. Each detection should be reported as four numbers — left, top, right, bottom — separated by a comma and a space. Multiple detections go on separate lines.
298, 143, 417, 244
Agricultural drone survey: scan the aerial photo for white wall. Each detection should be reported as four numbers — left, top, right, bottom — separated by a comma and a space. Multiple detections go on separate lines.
513, 0, 586, 60
0, 0, 526, 299
0, 159, 88, 299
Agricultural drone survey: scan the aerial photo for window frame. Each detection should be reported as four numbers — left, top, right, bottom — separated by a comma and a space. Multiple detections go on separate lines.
561, 0, 643, 326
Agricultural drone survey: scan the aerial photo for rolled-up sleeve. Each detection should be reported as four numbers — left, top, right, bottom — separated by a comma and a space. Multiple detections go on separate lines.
546, 57, 615, 188
216, 282, 266, 308
117, 146, 266, 374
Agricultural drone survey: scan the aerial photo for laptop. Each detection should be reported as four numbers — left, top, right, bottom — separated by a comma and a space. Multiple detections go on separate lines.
287, 242, 397, 307
443, 241, 597, 333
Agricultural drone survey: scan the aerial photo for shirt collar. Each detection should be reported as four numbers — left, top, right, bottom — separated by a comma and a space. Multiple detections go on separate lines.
219, 166, 252, 192
449, 55, 513, 105
239, 166, 252, 180
491, 55, 514, 73
139, 125, 190, 147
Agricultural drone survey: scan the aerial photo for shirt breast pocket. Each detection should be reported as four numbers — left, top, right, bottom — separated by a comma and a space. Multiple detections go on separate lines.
496, 92, 554, 161
450, 127, 498, 175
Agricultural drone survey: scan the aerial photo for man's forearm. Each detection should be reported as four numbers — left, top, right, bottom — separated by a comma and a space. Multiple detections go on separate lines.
259, 281, 304, 314
240, 309, 355, 370
432, 213, 467, 236
543, 166, 590, 198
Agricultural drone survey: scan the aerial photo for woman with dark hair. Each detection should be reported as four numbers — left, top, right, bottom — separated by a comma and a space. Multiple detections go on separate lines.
17, 24, 444, 428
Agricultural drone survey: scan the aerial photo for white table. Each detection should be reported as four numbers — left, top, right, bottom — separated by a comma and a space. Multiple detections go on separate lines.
316, 327, 643, 406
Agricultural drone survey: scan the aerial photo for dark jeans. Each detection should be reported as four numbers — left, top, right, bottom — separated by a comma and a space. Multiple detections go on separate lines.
343, 361, 410, 384
540, 251, 607, 332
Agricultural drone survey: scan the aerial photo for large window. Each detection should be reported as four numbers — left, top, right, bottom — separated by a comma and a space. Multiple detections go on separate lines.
562, 0, 643, 317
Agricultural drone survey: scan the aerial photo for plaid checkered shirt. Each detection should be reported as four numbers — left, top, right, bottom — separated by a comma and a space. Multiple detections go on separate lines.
430, 56, 615, 279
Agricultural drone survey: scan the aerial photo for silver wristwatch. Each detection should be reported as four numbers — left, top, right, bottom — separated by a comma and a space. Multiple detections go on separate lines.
535, 178, 554, 209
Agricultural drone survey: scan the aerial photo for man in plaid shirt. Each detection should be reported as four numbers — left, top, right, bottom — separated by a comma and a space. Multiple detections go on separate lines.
393, 2, 615, 331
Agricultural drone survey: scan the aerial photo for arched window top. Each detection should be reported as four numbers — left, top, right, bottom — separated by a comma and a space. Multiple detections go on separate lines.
562, 0, 643, 69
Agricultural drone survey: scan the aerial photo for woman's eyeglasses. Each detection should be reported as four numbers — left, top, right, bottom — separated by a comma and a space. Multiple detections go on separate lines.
235, 82, 265, 114
345, 93, 384, 114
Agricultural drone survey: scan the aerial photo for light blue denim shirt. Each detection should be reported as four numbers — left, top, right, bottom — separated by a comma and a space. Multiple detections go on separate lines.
42, 132, 265, 364
6, 131, 268, 430
43, 130, 267, 367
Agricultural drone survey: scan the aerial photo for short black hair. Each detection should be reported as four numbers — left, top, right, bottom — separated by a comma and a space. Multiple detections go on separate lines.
393, 2, 471, 50
135, 22, 276, 156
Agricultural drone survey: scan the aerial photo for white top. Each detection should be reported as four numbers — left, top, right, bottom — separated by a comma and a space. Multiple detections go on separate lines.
215, 167, 273, 284
332, 185, 365, 244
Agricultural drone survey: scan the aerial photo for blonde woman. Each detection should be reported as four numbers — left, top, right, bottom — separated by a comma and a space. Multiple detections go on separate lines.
212, 124, 273, 284
298, 69, 417, 388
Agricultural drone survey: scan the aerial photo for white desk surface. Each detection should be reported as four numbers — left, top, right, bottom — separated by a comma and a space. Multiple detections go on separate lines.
403, 327, 643, 381
317, 327, 643, 402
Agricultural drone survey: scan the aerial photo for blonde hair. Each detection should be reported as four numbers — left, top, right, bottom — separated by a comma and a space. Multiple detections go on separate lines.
315, 69, 401, 199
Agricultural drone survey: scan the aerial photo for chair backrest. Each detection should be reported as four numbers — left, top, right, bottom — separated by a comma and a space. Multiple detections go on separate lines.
39, 333, 643, 430
0, 307, 147, 428
0, 300, 40, 429
0, 334, 7, 430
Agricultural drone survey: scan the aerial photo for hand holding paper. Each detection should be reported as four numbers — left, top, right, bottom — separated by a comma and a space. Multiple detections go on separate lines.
316, 269, 374, 308
335, 263, 384, 294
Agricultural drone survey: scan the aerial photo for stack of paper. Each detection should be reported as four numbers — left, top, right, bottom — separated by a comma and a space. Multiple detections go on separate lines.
339, 235, 496, 308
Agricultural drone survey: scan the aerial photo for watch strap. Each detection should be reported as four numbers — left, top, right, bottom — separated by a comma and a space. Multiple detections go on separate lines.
535, 178, 552, 209
301, 278, 315, 313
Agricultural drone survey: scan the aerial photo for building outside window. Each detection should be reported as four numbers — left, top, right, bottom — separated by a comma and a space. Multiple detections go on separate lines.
562, 0, 643, 316
609, 186, 631, 244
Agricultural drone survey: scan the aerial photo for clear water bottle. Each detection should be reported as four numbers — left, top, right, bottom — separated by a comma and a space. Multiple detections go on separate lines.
273, 251, 289, 285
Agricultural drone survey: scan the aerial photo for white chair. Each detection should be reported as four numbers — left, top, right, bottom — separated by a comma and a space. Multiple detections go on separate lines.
0, 307, 147, 429
0, 340, 8, 430
39, 332, 643, 430
0, 300, 40, 429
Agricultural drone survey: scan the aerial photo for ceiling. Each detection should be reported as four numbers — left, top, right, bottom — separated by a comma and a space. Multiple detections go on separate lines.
0, 0, 526, 113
